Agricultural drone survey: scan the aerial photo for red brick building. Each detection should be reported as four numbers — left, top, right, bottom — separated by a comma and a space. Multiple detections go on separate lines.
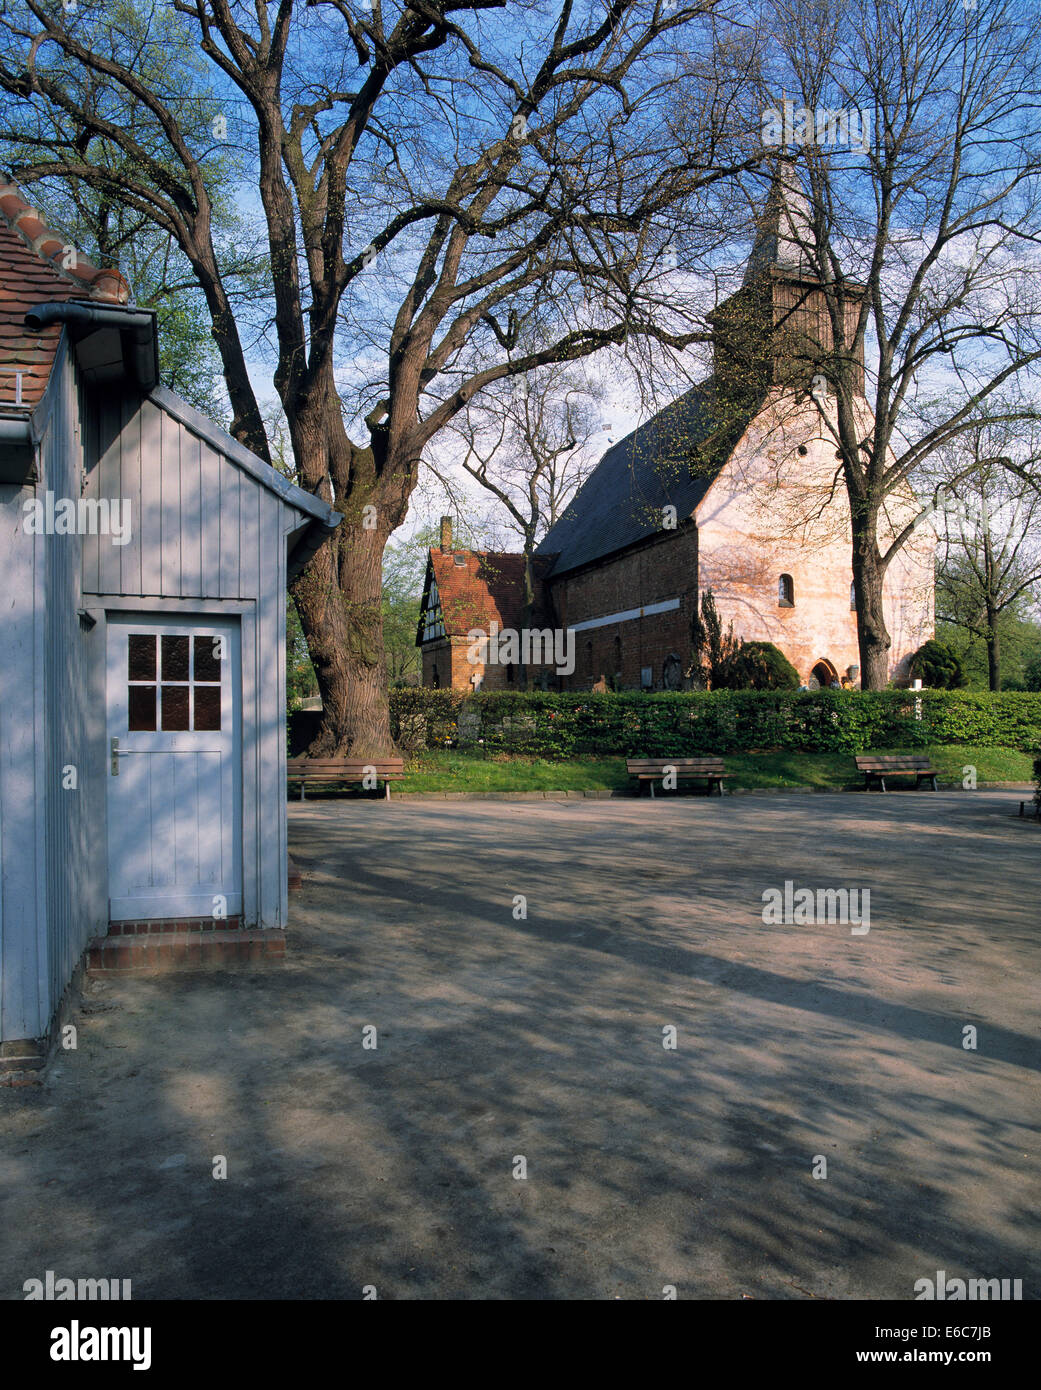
416, 165, 933, 692
417, 518, 557, 689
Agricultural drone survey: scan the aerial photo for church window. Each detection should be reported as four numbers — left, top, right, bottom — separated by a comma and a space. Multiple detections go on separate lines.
778, 574, 795, 607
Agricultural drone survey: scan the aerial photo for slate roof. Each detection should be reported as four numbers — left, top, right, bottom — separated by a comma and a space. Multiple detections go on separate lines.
536, 380, 760, 577
0, 184, 130, 414
421, 549, 554, 639
534, 161, 832, 580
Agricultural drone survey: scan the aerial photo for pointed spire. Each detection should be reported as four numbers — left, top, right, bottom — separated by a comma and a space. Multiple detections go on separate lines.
743, 156, 816, 284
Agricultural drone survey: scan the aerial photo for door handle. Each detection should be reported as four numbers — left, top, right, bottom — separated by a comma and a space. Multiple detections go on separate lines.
110, 737, 126, 776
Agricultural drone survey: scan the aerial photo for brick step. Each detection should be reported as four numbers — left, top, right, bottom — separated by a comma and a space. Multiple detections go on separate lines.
87, 928, 285, 974
108, 916, 243, 935
0, 1039, 46, 1075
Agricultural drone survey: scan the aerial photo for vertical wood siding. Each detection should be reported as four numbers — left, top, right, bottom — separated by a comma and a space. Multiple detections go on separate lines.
80, 388, 296, 933
82, 391, 287, 604
0, 474, 46, 1040
2, 368, 305, 1042
39, 349, 98, 1038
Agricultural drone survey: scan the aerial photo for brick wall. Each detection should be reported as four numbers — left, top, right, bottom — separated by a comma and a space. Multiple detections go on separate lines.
549, 525, 699, 690
421, 634, 541, 691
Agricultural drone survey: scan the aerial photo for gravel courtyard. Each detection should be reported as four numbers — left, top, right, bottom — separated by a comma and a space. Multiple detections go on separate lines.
1, 791, 1038, 1300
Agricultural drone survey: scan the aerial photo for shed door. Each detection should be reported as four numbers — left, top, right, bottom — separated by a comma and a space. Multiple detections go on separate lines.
106, 617, 242, 921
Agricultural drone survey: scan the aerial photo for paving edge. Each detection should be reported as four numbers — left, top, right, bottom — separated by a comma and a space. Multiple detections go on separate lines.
383, 782, 1034, 801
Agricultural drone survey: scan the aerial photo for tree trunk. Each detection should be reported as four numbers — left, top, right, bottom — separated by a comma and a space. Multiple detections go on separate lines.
986, 597, 1001, 692
290, 519, 396, 758
286, 362, 403, 759
851, 515, 892, 689
518, 536, 538, 690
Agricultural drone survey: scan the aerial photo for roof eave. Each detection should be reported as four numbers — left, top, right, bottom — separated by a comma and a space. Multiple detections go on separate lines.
286, 514, 341, 584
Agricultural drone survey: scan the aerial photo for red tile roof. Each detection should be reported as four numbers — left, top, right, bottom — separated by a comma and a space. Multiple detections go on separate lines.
428, 547, 559, 637
0, 184, 131, 413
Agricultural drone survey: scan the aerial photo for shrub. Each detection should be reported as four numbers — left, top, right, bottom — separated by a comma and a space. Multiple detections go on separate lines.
715, 641, 800, 691
690, 588, 737, 687
390, 686, 460, 751
1023, 656, 1041, 693
380, 687, 1041, 757
910, 639, 968, 689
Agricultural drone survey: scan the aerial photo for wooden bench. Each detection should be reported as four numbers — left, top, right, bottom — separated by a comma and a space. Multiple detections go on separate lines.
627, 757, 726, 798
855, 754, 938, 792
287, 757, 404, 800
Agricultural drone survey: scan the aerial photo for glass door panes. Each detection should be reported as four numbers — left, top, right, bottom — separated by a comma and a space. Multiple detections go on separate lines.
127, 633, 158, 730
193, 636, 222, 730
126, 632, 223, 732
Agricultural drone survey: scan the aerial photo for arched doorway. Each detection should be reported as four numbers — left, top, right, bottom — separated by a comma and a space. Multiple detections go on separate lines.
811, 658, 839, 689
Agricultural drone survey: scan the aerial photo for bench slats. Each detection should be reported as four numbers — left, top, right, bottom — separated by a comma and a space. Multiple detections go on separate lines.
855, 756, 934, 768
855, 754, 938, 791
287, 772, 404, 779
626, 760, 725, 770
626, 756, 726, 798
288, 759, 404, 772
288, 756, 405, 800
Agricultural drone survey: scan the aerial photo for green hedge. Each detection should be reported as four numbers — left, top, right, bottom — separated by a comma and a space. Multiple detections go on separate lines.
387, 687, 1041, 757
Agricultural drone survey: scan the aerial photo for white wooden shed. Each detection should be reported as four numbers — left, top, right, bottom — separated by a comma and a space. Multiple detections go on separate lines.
0, 187, 340, 1073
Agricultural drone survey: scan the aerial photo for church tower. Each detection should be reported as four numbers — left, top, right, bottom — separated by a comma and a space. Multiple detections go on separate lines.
709, 159, 865, 406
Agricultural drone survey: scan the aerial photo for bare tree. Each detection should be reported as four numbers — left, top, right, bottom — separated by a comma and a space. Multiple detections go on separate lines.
433, 364, 603, 603
928, 419, 1041, 690
752, 0, 1041, 687
0, 0, 756, 753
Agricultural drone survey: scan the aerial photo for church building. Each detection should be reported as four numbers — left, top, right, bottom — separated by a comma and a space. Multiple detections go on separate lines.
417, 167, 934, 692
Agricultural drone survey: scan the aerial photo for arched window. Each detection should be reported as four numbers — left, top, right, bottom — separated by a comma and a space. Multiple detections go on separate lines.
850, 581, 857, 611
778, 573, 794, 607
